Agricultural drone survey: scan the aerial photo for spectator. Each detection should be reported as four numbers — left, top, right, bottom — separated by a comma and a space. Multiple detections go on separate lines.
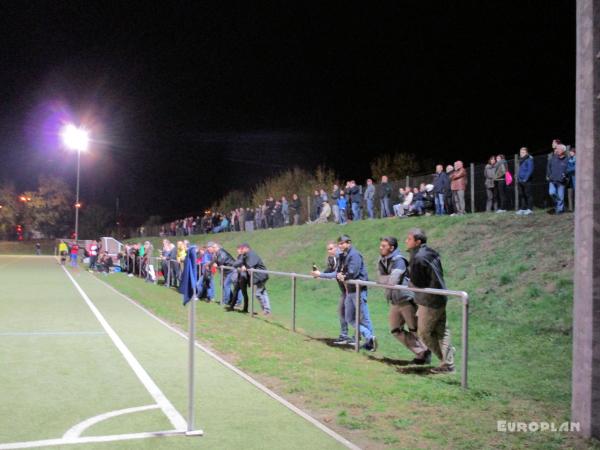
336, 235, 376, 351
449, 160, 467, 215
566, 148, 576, 212
445, 165, 455, 214
393, 187, 412, 217
494, 154, 509, 213
311, 241, 350, 345
161, 239, 178, 287
432, 165, 450, 215
233, 243, 271, 315
547, 144, 569, 214
337, 190, 348, 225
281, 196, 289, 225
484, 156, 497, 212
212, 215, 230, 233
245, 207, 255, 232
331, 184, 341, 223
348, 180, 362, 220
313, 189, 322, 221
405, 228, 455, 373
377, 236, 430, 364
379, 175, 392, 218
408, 187, 425, 216
290, 194, 301, 225
516, 147, 534, 216
364, 179, 375, 219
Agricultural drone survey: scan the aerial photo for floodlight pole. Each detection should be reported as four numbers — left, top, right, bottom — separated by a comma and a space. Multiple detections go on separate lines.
74, 148, 81, 239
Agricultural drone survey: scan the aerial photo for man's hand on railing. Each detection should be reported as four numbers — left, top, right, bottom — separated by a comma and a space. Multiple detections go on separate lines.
310, 270, 321, 278
336, 273, 346, 282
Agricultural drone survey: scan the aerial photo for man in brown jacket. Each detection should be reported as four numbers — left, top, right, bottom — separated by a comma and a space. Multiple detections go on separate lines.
449, 160, 467, 215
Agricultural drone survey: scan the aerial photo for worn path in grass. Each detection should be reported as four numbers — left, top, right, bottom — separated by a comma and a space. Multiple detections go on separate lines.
0, 256, 348, 450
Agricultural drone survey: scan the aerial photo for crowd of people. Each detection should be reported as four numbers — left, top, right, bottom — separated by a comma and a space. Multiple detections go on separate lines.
114, 228, 456, 374
151, 140, 576, 239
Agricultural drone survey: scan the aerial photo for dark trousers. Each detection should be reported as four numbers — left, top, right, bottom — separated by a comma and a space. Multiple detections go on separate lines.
494, 180, 507, 210
518, 181, 533, 210
231, 279, 249, 311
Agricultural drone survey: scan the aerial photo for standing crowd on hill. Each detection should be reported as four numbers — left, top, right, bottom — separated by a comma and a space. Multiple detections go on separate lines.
151, 139, 576, 239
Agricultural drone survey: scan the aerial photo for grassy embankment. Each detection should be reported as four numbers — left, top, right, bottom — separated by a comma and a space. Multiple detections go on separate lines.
99, 213, 596, 449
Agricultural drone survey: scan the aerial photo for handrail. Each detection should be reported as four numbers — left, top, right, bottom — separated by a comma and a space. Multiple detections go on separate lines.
217, 264, 470, 389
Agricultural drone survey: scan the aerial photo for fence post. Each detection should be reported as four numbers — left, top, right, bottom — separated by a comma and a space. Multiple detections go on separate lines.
291, 275, 297, 332
250, 270, 255, 317
514, 154, 519, 211
354, 287, 361, 352
470, 162, 475, 213
461, 293, 469, 389
306, 196, 311, 222
405, 175, 410, 188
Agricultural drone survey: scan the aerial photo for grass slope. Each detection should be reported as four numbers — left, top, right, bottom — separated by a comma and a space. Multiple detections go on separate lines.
100, 213, 597, 449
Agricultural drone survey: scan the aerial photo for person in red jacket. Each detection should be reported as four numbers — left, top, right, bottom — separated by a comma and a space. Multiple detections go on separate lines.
449, 160, 467, 215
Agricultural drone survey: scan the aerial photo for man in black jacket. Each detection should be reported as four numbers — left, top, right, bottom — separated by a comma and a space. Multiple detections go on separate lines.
207, 242, 237, 306
432, 165, 450, 215
406, 228, 455, 373
378, 237, 430, 364
547, 144, 569, 214
289, 194, 302, 225
379, 175, 392, 218
233, 243, 271, 315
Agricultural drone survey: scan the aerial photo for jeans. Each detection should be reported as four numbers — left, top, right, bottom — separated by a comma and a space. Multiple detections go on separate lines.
338, 293, 348, 337
197, 275, 215, 300
549, 182, 566, 213
366, 199, 374, 219
351, 202, 361, 220
255, 282, 271, 313
452, 190, 465, 214
344, 290, 373, 341
485, 187, 496, 212
331, 204, 340, 223
339, 209, 347, 224
434, 193, 445, 215
89, 255, 97, 270
380, 198, 391, 218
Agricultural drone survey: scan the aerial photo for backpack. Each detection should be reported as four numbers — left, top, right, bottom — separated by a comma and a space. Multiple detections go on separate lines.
505, 170, 513, 186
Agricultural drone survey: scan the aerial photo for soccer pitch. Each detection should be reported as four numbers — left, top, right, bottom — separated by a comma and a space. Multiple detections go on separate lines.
0, 256, 353, 449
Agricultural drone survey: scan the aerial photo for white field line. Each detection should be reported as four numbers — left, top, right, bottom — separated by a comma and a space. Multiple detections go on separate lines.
60, 266, 187, 431
0, 430, 183, 450
0, 332, 105, 337
93, 275, 362, 450
62, 404, 160, 439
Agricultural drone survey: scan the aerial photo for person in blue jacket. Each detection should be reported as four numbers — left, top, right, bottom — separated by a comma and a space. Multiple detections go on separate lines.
547, 144, 569, 214
516, 147, 535, 216
566, 148, 576, 212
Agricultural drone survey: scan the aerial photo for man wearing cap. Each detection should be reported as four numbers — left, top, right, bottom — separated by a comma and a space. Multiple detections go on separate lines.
405, 228, 455, 373
207, 242, 238, 306
378, 236, 430, 364
336, 235, 377, 351
232, 243, 271, 315
311, 241, 350, 345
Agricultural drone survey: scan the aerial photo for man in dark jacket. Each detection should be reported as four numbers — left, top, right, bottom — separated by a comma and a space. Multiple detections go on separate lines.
336, 235, 376, 351
289, 194, 302, 225
347, 181, 362, 221
379, 175, 392, 218
207, 242, 237, 305
406, 228, 455, 373
378, 237, 430, 364
516, 147, 535, 215
432, 165, 450, 215
233, 243, 271, 315
547, 144, 569, 214
311, 241, 350, 345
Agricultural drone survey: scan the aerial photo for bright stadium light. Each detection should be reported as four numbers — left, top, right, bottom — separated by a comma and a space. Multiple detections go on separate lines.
61, 124, 89, 152
61, 123, 90, 239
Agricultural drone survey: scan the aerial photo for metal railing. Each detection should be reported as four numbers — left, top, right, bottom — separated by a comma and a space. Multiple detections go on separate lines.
218, 265, 470, 389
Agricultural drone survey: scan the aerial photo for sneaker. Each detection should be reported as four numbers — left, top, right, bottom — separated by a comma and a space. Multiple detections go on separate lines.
496, 209, 506, 213
333, 335, 350, 345
523, 209, 533, 215
516, 209, 524, 215
430, 363, 456, 374
362, 336, 378, 352
345, 337, 357, 346
411, 350, 432, 365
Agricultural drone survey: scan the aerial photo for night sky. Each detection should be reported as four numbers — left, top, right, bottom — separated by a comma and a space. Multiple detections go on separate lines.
0, 1, 575, 222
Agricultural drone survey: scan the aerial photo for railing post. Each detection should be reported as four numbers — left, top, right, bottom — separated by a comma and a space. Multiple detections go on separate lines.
470, 162, 475, 213
306, 196, 311, 222
291, 275, 297, 332
461, 293, 469, 389
354, 285, 360, 352
514, 154, 519, 211
405, 175, 410, 188
167, 259, 171, 287
250, 270, 255, 317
